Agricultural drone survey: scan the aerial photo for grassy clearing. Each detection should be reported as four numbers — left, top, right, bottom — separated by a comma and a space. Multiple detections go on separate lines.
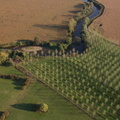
7, 81, 91, 120
0, 78, 24, 112
0, 66, 26, 112
0, 66, 25, 77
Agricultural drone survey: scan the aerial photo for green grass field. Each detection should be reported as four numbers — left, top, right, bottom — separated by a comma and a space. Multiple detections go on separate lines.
0, 78, 23, 111
6, 81, 91, 120
0, 66, 26, 112
0, 66, 25, 77
0, 66, 91, 120
0, 41, 119, 120
21, 39, 120, 120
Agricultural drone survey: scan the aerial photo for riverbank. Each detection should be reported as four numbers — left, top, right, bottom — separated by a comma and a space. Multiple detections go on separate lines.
71, 0, 105, 53
90, 0, 120, 45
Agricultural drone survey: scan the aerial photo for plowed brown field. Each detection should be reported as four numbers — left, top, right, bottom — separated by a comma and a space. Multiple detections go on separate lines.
91, 0, 120, 45
0, 0, 83, 44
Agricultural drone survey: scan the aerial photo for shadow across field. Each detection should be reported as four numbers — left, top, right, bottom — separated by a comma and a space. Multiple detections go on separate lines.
74, 3, 84, 9
17, 39, 32, 42
0, 111, 4, 116
11, 103, 36, 112
12, 80, 24, 90
68, 3, 84, 14
33, 24, 68, 31
50, 39, 65, 43
69, 10, 81, 14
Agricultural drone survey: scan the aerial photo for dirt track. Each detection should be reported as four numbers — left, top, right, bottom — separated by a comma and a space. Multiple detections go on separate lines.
91, 0, 120, 45
0, 0, 83, 44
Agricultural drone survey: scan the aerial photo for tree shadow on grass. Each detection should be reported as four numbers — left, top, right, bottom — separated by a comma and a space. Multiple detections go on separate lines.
32, 24, 67, 43
69, 3, 84, 14
0, 111, 4, 116
11, 103, 37, 112
12, 79, 25, 90
69, 10, 81, 14
17, 39, 33, 42
50, 39, 65, 43
74, 3, 84, 9
32, 24, 68, 31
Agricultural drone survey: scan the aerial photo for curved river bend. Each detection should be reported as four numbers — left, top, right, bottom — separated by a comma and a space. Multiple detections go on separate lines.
72, 0, 100, 53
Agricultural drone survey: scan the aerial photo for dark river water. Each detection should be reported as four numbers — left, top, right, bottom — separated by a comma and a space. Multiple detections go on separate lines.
72, 0, 100, 53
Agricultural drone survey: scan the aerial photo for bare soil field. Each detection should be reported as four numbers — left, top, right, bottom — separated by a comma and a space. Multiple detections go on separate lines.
91, 0, 120, 45
0, 0, 83, 44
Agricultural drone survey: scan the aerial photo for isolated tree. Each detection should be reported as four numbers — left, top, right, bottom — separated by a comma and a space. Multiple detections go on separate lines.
103, 110, 107, 115
107, 106, 110, 111
76, 100, 79, 105
41, 51, 44, 56
66, 37, 72, 44
97, 106, 100, 111
93, 111, 96, 116
83, 17, 90, 25
36, 103, 48, 113
69, 18, 77, 34
34, 37, 41, 45
81, 103, 84, 108
0, 52, 8, 64
87, 106, 90, 112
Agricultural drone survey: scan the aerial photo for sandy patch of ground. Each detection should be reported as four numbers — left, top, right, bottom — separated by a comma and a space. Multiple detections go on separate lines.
20, 46, 42, 52
0, 0, 83, 45
90, 0, 120, 45
19, 46, 52, 55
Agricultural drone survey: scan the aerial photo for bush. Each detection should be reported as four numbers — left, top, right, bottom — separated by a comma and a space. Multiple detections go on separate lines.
2, 58, 14, 66
81, 17, 90, 42
0, 74, 26, 81
59, 44, 69, 52
9, 50, 27, 59
34, 37, 41, 45
36, 103, 48, 113
83, 17, 90, 25
65, 37, 72, 44
49, 42, 54, 47
0, 52, 8, 65
39, 41, 59, 50
0, 111, 9, 120
68, 18, 77, 34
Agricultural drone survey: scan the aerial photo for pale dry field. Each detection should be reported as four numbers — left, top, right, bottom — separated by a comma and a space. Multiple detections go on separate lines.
0, 0, 83, 44
91, 0, 120, 45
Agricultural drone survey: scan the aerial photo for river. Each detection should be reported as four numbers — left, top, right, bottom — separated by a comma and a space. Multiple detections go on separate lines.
72, 0, 100, 53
